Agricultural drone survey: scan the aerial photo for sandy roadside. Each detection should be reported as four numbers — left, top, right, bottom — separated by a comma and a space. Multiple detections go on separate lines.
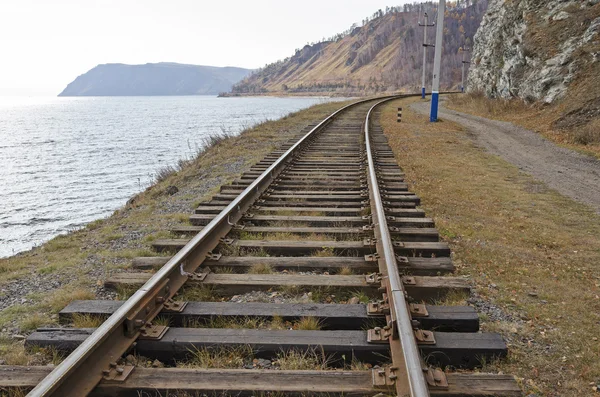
411, 100, 600, 214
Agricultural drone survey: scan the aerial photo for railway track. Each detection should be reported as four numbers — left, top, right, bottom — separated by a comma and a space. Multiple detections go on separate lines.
1, 96, 520, 396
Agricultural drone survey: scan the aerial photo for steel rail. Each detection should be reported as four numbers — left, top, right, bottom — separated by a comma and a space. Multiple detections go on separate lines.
27, 96, 401, 397
364, 98, 430, 397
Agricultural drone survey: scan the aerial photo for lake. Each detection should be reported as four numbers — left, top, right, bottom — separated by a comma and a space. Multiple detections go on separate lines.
0, 95, 344, 258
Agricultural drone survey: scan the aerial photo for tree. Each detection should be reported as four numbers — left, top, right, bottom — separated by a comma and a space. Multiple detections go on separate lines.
231, 0, 490, 94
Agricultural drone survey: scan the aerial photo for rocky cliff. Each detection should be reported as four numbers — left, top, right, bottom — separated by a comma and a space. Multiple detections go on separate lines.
59, 63, 252, 96
468, 0, 600, 105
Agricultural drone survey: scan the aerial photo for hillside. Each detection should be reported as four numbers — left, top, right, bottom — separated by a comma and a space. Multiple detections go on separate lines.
232, 1, 488, 95
59, 63, 252, 96
465, 0, 600, 144
468, 0, 600, 103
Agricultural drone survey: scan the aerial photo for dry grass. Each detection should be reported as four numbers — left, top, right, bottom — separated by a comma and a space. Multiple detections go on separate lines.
351, 291, 370, 304
433, 290, 470, 306
184, 315, 290, 330
295, 317, 321, 331
338, 266, 353, 275
311, 247, 336, 257
177, 285, 219, 302
382, 97, 600, 397
573, 118, 600, 145
259, 209, 325, 217
449, 91, 530, 118
179, 345, 254, 369
348, 359, 372, 371
153, 131, 234, 184
247, 263, 274, 274
238, 231, 337, 242
151, 315, 172, 327
18, 313, 54, 332
278, 285, 302, 296
274, 348, 330, 370
0, 336, 65, 375
239, 248, 270, 257
0, 339, 29, 366
47, 287, 96, 312
196, 316, 265, 329
123, 353, 156, 368
447, 92, 600, 157
114, 285, 138, 300
287, 286, 362, 304
36, 345, 64, 366
211, 266, 235, 274
270, 315, 285, 330
1, 388, 28, 397
266, 220, 308, 228
217, 243, 241, 256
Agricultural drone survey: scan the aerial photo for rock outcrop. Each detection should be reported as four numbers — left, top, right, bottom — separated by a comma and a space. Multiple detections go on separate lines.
468, 0, 600, 103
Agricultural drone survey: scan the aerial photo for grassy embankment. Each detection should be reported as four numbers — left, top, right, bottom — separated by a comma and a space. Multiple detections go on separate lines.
381, 96, 600, 397
0, 99, 353, 365
446, 92, 600, 158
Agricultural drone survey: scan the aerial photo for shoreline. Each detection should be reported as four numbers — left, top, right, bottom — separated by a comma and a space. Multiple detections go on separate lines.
1, 96, 346, 259
218, 91, 361, 98
218, 90, 414, 98
0, 100, 353, 356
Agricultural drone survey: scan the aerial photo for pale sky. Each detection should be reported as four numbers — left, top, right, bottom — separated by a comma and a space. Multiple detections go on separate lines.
0, 0, 419, 96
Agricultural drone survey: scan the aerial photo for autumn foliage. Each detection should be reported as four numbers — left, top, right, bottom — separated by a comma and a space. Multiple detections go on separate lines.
233, 1, 488, 95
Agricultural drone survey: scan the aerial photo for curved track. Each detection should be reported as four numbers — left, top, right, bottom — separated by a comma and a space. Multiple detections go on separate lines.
1, 96, 520, 397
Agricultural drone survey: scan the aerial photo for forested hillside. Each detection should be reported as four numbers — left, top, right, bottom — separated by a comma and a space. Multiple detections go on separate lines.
232, 1, 488, 95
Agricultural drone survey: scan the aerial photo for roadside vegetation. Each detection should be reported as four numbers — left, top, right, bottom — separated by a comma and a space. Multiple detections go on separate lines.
0, 99, 353, 364
381, 96, 600, 397
447, 92, 600, 157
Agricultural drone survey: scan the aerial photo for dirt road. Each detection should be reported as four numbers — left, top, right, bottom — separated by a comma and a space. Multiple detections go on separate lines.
411, 101, 600, 214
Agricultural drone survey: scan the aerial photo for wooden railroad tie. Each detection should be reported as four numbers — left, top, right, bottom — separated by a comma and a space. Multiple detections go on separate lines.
0, 96, 519, 396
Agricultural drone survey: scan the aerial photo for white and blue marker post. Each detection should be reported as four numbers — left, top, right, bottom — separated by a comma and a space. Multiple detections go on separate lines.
430, 0, 446, 122
419, 9, 435, 99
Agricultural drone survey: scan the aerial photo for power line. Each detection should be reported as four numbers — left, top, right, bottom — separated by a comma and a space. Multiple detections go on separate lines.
460, 46, 471, 93
418, 7, 435, 99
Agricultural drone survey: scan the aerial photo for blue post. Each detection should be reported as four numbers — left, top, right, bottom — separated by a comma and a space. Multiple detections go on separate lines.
421, 87, 426, 98
429, 0, 445, 122
430, 91, 439, 122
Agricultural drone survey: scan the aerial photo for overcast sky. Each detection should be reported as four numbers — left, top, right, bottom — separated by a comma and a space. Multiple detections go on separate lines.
0, 0, 422, 96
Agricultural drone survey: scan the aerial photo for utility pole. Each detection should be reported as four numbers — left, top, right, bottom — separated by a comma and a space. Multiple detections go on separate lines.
460, 46, 471, 93
430, 0, 445, 122
419, 10, 435, 98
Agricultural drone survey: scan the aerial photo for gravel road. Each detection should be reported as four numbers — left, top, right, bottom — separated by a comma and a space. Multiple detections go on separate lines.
411, 101, 600, 214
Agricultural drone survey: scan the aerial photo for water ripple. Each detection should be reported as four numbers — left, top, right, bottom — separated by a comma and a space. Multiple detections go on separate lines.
0, 95, 342, 258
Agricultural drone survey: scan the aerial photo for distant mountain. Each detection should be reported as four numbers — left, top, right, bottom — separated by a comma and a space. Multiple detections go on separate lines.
232, 1, 488, 95
59, 63, 252, 96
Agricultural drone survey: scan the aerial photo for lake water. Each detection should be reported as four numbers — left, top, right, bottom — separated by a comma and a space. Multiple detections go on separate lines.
0, 96, 343, 258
